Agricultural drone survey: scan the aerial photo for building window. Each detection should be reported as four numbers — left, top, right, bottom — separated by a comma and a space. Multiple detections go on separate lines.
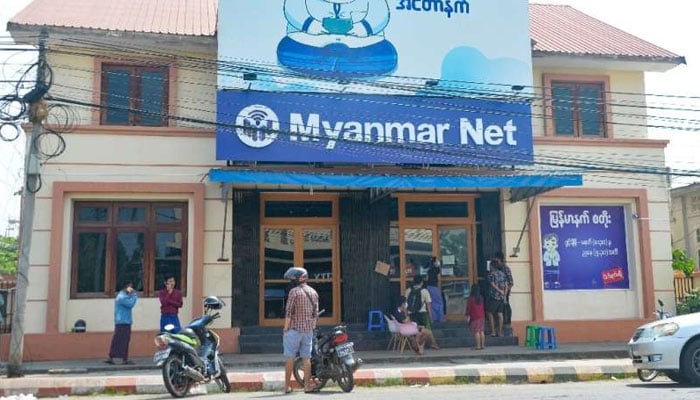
543, 75, 611, 138
100, 64, 169, 126
71, 201, 187, 298
550, 81, 606, 137
691, 196, 700, 214
696, 228, 700, 243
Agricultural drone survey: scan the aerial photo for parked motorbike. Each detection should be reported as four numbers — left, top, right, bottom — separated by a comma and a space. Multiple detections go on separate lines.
153, 296, 231, 397
293, 322, 363, 392
637, 299, 673, 382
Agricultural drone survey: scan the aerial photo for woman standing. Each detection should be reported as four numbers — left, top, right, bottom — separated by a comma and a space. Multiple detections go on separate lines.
105, 281, 138, 365
465, 283, 486, 350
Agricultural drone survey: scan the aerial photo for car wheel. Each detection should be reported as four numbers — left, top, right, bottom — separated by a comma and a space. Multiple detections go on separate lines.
681, 339, 700, 384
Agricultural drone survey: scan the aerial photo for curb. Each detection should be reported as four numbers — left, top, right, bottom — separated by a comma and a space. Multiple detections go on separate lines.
0, 363, 638, 397
0, 349, 631, 376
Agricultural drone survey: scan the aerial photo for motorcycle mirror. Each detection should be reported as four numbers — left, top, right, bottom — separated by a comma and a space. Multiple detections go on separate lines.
658, 299, 664, 307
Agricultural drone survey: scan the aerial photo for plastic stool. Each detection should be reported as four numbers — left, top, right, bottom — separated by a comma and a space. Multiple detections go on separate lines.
525, 325, 539, 348
536, 326, 558, 349
367, 309, 385, 331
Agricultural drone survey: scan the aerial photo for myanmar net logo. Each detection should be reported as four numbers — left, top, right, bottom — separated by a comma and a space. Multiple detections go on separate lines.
235, 104, 280, 148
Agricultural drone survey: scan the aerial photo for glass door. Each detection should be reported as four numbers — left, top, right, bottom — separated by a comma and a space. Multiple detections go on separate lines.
261, 227, 295, 323
260, 226, 338, 326
438, 226, 471, 317
302, 228, 336, 320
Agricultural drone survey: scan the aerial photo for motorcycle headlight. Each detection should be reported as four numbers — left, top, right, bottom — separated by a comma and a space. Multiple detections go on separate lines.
651, 322, 679, 338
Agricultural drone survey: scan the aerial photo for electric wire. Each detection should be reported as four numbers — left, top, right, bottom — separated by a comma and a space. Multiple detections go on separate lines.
5, 35, 696, 191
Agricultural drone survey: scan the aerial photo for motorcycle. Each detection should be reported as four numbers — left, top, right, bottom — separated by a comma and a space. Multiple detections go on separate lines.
637, 299, 673, 382
153, 296, 231, 397
293, 322, 363, 392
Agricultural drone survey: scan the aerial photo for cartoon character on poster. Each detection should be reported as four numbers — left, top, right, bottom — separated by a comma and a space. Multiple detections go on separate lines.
277, 0, 398, 76
542, 233, 561, 289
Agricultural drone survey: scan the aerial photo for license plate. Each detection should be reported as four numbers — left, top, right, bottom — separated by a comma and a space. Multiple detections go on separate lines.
153, 349, 171, 364
336, 342, 354, 357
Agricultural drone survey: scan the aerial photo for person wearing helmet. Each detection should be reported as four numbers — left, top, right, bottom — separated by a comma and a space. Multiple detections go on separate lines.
282, 267, 319, 394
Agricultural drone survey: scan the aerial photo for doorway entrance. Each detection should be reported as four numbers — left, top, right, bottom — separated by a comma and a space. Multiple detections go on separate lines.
258, 193, 340, 326
394, 195, 477, 321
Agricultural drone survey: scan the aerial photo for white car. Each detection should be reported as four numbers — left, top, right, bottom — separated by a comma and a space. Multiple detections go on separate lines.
628, 311, 700, 384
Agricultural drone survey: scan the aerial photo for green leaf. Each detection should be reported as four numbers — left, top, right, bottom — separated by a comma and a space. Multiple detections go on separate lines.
0, 235, 19, 275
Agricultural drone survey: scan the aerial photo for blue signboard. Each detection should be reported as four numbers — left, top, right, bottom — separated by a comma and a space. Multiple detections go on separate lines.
216, 90, 533, 164
216, 0, 534, 164
539, 205, 630, 291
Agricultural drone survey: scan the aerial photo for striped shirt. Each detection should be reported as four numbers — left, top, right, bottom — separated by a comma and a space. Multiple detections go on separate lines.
286, 284, 319, 333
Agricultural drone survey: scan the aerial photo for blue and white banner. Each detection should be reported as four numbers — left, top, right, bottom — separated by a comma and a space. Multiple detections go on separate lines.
218, 0, 533, 90
216, 90, 533, 164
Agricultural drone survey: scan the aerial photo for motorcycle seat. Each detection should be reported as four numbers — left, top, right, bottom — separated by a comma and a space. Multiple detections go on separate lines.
179, 327, 198, 340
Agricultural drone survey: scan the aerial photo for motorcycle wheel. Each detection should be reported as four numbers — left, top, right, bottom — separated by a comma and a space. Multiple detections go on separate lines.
637, 368, 659, 382
293, 357, 328, 391
215, 358, 231, 393
162, 354, 193, 398
336, 363, 354, 393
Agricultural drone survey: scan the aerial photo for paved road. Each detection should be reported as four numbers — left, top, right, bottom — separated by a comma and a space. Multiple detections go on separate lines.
50, 378, 700, 400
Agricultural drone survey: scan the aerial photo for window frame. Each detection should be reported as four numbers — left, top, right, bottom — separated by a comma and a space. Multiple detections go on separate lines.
99, 63, 171, 127
543, 74, 613, 138
70, 201, 188, 299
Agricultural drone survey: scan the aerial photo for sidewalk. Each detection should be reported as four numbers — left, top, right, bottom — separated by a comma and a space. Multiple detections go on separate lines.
0, 342, 636, 397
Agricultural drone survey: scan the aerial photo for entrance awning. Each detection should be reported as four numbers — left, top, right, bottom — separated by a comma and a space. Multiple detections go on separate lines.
209, 169, 582, 191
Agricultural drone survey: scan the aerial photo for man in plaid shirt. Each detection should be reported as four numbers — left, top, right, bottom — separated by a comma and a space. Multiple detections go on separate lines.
283, 267, 319, 393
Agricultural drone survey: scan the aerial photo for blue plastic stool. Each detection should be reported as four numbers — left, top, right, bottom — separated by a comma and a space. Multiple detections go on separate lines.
367, 309, 385, 331
536, 326, 558, 349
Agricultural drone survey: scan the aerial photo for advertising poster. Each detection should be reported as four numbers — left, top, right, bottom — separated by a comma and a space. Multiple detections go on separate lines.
216, 0, 534, 164
539, 205, 630, 290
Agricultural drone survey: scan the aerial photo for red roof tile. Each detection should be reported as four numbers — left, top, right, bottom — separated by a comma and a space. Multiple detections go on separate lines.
529, 3, 683, 62
8, 0, 684, 63
9, 0, 217, 37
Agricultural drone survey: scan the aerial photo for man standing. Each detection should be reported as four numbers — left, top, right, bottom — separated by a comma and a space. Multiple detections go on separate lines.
486, 257, 508, 337
425, 257, 445, 323
105, 281, 138, 365
282, 267, 319, 393
405, 275, 439, 349
405, 275, 432, 328
159, 275, 183, 332
494, 251, 514, 330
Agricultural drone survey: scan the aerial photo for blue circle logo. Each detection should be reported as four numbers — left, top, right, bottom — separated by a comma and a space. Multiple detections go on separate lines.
235, 105, 280, 148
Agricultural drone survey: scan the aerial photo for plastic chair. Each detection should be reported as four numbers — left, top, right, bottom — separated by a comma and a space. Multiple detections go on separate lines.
525, 325, 539, 348
536, 326, 558, 349
385, 315, 401, 351
367, 309, 385, 331
396, 320, 420, 353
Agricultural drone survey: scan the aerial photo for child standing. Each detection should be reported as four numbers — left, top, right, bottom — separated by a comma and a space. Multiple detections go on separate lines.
465, 283, 486, 350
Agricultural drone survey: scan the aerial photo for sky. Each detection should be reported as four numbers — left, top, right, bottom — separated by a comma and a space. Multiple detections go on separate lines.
0, 0, 698, 236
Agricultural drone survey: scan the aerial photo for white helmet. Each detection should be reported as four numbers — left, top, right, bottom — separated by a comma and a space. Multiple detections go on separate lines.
284, 267, 308, 282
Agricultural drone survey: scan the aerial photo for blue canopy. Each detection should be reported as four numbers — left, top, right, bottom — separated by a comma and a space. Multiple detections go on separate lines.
209, 169, 582, 189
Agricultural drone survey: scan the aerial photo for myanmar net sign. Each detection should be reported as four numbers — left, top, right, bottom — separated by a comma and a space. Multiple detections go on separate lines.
217, 0, 534, 164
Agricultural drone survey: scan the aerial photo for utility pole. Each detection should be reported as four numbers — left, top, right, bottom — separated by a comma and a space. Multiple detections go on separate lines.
7, 28, 48, 378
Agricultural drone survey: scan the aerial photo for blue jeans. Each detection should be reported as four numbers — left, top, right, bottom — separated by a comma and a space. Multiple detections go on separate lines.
160, 314, 181, 333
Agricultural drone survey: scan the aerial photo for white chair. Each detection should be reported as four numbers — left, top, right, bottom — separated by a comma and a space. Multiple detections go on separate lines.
396, 319, 420, 353
385, 314, 401, 351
